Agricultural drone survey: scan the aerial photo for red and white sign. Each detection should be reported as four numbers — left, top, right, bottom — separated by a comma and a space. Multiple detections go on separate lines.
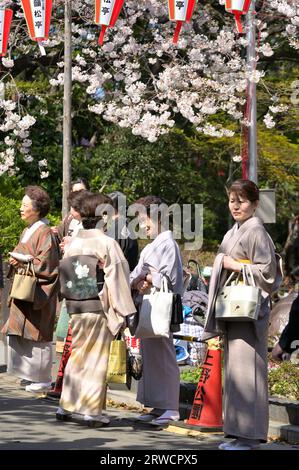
0, 7, 13, 57
167, 0, 197, 43
95, 0, 125, 46
21, 0, 53, 41
225, 0, 252, 34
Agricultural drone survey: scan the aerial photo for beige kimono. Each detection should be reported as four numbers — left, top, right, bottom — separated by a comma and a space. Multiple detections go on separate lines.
203, 216, 282, 442
59, 229, 136, 416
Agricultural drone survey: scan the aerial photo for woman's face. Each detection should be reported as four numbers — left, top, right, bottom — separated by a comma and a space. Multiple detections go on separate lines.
70, 206, 81, 221
20, 195, 40, 225
139, 215, 159, 238
228, 192, 258, 224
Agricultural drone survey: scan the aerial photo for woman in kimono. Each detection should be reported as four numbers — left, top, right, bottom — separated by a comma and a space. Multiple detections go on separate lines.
202, 179, 282, 450
2, 186, 60, 392
57, 193, 136, 425
130, 196, 184, 426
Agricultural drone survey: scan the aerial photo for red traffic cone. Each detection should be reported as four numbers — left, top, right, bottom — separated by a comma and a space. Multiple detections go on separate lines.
47, 325, 72, 398
186, 344, 223, 431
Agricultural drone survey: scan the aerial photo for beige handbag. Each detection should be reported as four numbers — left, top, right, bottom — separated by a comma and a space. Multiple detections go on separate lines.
10, 261, 37, 303
215, 265, 261, 321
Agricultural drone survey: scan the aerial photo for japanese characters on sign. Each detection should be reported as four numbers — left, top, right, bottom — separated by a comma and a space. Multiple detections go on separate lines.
189, 350, 213, 421
21, 0, 53, 41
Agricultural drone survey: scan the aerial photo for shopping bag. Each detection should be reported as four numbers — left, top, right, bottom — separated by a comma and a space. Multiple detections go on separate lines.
135, 277, 173, 339
106, 338, 131, 389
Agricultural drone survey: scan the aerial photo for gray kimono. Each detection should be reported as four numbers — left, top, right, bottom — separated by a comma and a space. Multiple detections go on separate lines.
203, 216, 282, 442
130, 230, 183, 410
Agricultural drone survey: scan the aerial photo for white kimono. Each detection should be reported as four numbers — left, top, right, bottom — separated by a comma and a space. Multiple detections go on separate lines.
130, 230, 184, 411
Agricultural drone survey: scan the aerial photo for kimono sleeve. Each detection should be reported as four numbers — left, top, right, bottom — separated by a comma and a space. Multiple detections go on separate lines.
103, 241, 136, 317
151, 242, 181, 290
245, 227, 278, 294
31, 229, 60, 281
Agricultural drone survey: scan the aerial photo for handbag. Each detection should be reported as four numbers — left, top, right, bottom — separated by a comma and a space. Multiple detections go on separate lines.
134, 276, 173, 339
10, 261, 37, 303
215, 264, 262, 321
106, 336, 131, 389
170, 293, 183, 333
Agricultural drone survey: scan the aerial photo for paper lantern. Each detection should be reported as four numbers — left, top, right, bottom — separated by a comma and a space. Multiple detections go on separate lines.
0, 7, 13, 57
168, 0, 197, 44
21, 0, 53, 42
95, 0, 124, 46
225, 0, 252, 34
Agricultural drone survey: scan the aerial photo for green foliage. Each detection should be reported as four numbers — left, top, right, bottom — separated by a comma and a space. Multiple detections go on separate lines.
0, 194, 24, 255
268, 362, 299, 401
180, 368, 203, 384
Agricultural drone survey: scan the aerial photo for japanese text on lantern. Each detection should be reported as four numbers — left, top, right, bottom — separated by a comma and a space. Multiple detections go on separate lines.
30, 0, 45, 37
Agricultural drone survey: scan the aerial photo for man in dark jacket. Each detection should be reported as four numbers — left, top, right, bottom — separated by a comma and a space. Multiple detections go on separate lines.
272, 293, 299, 361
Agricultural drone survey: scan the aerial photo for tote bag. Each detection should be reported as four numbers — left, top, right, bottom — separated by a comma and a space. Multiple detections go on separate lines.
106, 338, 131, 389
10, 261, 37, 303
134, 277, 173, 339
215, 264, 261, 321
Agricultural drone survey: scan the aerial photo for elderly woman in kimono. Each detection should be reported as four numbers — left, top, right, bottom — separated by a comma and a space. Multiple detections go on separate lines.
2, 186, 59, 392
202, 179, 282, 451
56, 193, 136, 425
130, 196, 184, 426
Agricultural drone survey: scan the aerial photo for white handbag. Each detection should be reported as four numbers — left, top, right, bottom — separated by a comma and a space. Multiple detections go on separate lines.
134, 277, 173, 339
215, 264, 262, 322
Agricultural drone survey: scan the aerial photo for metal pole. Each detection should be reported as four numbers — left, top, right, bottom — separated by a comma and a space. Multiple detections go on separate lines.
62, 0, 72, 218
246, 0, 257, 184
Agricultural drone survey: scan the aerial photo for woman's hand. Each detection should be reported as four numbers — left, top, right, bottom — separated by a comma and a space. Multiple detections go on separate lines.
223, 255, 242, 272
136, 279, 151, 294
9, 257, 23, 268
59, 236, 72, 253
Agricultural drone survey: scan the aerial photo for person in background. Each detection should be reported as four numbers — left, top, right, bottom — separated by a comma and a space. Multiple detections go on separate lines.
1, 186, 60, 393
203, 179, 282, 451
53, 178, 90, 244
130, 196, 184, 426
272, 272, 299, 362
58, 189, 92, 254
57, 193, 136, 425
108, 191, 139, 272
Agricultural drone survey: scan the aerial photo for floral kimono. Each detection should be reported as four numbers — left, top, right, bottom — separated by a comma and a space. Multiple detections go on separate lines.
58, 228, 136, 416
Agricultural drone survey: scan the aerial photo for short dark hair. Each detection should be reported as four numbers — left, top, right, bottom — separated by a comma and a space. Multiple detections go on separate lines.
71, 178, 90, 191
67, 190, 92, 212
133, 196, 163, 217
228, 179, 259, 202
79, 193, 112, 229
25, 186, 51, 218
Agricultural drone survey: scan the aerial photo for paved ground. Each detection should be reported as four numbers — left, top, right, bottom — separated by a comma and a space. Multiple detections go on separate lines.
0, 372, 297, 451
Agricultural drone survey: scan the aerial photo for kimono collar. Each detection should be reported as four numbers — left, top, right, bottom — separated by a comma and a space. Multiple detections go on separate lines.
21, 218, 49, 244
220, 216, 263, 256
151, 230, 173, 247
